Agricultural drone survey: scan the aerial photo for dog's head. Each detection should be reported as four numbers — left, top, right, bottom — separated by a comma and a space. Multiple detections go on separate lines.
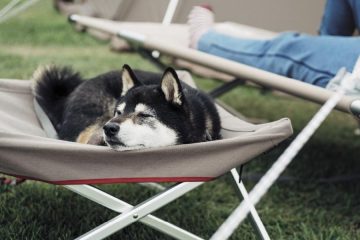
103, 65, 189, 151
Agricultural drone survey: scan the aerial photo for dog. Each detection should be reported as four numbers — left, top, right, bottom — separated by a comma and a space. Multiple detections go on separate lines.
32, 64, 221, 150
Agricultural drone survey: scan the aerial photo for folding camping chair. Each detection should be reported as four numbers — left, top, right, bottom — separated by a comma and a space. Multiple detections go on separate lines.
0, 75, 292, 239
67, 15, 360, 121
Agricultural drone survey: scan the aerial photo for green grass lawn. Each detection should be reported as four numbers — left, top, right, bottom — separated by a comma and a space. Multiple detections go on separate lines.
0, 1, 359, 239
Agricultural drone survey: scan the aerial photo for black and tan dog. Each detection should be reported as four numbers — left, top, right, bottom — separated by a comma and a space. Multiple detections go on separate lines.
32, 65, 221, 150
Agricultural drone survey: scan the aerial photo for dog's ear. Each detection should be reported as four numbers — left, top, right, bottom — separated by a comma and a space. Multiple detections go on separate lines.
161, 68, 184, 106
121, 64, 141, 96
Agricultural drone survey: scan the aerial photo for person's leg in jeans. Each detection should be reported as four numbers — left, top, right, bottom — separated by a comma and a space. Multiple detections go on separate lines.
189, 6, 360, 88
319, 0, 360, 36
198, 31, 360, 87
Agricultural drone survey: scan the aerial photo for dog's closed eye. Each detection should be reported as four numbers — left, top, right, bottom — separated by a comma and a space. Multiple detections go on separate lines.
138, 113, 153, 118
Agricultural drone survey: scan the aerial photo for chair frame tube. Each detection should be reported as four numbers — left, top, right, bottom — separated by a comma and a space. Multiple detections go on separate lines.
66, 13, 359, 119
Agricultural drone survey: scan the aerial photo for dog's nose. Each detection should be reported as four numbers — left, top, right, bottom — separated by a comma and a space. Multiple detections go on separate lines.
103, 123, 120, 137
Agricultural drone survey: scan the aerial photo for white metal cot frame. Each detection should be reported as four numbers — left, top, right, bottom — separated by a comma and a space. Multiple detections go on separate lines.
64, 168, 270, 240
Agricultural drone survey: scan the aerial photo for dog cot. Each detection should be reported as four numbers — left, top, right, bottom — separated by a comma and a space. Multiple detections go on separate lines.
67, 15, 360, 120
0, 74, 292, 239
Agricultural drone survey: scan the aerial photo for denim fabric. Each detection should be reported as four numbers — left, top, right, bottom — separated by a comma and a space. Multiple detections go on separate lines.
319, 0, 360, 36
198, 31, 360, 87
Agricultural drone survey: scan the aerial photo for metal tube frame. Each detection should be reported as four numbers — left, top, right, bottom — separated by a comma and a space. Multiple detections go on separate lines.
230, 169, 270, 240
64, 168, 268, 240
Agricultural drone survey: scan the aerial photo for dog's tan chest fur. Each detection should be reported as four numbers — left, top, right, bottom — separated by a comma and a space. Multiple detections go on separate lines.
76, 122, 104, 145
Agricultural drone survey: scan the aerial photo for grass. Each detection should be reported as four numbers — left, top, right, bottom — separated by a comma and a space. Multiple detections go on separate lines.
0, 1, 359, 239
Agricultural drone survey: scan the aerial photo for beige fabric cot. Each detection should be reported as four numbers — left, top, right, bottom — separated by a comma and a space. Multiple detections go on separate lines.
0, 78, 292, 184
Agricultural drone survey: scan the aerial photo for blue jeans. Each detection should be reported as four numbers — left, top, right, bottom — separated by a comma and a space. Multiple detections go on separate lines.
319, 0, 360, 36
197, 0, 360, 87
198, 31, 360, 87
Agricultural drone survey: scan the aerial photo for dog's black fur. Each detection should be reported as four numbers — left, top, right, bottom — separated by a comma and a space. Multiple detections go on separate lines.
32, 65, 221, 148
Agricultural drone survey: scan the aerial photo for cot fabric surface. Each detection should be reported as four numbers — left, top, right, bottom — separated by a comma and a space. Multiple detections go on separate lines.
0, 78, 292, 184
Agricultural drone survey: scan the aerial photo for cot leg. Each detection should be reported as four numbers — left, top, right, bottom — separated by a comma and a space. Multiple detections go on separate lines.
209, 78, 246, 98
139, 48, 168, 70
65, 183, 204, 240
230, 168, 270, 240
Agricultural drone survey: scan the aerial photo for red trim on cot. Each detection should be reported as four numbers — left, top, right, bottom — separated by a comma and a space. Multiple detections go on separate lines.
50, 177, 214, 185
1, 172, 214, 185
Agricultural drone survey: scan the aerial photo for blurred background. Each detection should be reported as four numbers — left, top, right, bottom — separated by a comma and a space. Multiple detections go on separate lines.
0, 1, 359, 239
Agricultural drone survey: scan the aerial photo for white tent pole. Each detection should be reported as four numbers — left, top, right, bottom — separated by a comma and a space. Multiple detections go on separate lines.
0, 0, 20, 18
151, 0, 179, 59
0, 0, 39, 23
162, 0, 179, 25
